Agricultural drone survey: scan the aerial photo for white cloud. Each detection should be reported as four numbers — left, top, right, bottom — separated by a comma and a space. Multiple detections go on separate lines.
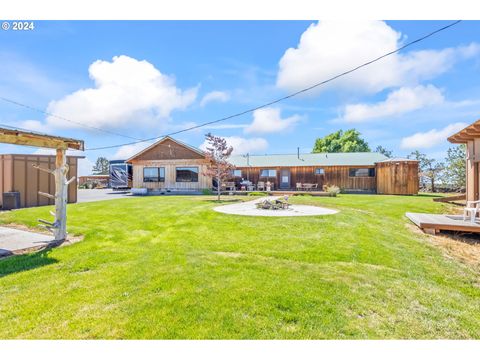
32, 148, 93, 176
111, 142, 153, 160
77, 157, 96, 176
342, 85, 445, 123
276, 21, 479, 94
400, 122, 468, 149
18, 120, 50, 133
200, 91, 230, 107
244, 107, 302, 134
200, 136, 268, 155
45, 55, 198, 130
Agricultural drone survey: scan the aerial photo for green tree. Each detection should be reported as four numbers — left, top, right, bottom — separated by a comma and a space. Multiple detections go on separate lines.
407, 151, 444, 192
313, 129, 370, 153
92, 157, 110, 175
442, 144, 466, 190
375, 145, 393, 158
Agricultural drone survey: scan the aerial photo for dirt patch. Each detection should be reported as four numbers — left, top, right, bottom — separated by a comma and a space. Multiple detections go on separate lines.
406, 223, 480, 270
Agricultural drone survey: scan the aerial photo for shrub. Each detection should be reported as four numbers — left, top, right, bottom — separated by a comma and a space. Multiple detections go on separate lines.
202, 188, 214, 195
325, 185, 340, 196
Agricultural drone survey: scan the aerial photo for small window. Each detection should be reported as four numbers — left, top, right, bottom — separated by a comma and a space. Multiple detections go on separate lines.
315, 168, 325, 175
231, 169, 242, 177
176, 167, 199, 182
349, 168, 375, 177
143, 167, 165, 182
260, 169, 277, 177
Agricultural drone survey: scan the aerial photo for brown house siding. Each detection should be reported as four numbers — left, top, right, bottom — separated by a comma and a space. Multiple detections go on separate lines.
0, 154, 79, 208
376, 161, 419, 195
232, 165, 377, 191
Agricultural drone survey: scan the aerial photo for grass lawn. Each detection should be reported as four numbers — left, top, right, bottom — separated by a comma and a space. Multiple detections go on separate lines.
0, 194, 479, 339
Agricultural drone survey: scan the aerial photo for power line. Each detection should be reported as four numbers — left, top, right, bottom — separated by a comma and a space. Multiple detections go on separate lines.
0, 95, 142, 141
85, 20, 462, 151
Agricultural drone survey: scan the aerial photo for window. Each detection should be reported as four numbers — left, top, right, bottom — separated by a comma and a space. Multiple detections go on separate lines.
143, 167, 165, 182
231, 169, 242, 177
349, 168, 375, 177
176, 167, 199, 182
260, 169, 277, 177
315, 168, 325, 175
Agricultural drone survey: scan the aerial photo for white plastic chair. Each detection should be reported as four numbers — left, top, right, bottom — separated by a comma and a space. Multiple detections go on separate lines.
463, 200, 480, 223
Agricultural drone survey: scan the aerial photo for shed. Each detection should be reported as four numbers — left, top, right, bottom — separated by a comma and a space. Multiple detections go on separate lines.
0, 154, 82, 208
375, 158, 419, 195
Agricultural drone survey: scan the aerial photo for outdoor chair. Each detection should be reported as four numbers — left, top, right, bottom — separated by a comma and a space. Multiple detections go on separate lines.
257, 181, 265, 191
296, 182, 302, 191
463, 200, 480, 223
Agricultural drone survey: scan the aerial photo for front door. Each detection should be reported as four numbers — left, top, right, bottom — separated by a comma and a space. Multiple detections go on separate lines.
280, 169, 290, 189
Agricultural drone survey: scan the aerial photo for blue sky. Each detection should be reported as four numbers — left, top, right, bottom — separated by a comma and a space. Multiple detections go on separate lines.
1, 20, 479, 175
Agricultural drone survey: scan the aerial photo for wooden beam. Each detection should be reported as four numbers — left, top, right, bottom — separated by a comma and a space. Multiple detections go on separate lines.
0, 128, 84, 150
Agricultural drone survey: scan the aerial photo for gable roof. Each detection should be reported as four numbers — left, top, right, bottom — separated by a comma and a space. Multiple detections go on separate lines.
126, 136, 205, 162
229, 152, 388, 167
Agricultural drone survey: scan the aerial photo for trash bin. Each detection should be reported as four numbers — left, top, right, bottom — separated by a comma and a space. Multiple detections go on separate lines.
2, 191, 21, 210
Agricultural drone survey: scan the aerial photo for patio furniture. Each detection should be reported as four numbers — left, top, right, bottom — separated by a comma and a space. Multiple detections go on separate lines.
247, 184, 255, 191
221, 182, 236, 191
463, 200, 480, 223
296, 182, 302, 191
257, 181, 265, 191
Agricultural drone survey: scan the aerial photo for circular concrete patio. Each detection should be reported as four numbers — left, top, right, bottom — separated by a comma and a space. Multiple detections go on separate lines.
213, 196, 338, 217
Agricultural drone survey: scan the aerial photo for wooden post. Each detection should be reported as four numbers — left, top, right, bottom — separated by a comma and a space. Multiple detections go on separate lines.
54, 148, 69, 242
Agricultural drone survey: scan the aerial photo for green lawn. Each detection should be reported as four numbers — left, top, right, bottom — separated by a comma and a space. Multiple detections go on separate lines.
0, 194, 479, 339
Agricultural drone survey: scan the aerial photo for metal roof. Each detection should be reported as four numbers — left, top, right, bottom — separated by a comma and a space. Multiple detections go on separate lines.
376, 157, 418, 163
229, 152, 388, 167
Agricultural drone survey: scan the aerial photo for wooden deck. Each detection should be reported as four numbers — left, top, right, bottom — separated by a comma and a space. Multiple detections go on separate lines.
406, 212, 480, 234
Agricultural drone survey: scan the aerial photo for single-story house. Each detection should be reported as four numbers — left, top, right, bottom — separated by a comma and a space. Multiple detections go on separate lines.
127, 136, 419, 195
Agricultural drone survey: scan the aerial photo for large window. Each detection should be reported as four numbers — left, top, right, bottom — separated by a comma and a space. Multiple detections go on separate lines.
143, 167, 165, 182
315, 168, 325, 175
176, 167, 199, 182
231, 169, 242, 177
349, 168, 375, 177
260, 169, 277, 177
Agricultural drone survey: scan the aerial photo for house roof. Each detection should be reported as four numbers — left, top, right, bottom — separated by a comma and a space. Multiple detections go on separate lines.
126, 136, 205, 162
448, 119, 480, 143
376, 157, 418, 163
229, 152, 388, 167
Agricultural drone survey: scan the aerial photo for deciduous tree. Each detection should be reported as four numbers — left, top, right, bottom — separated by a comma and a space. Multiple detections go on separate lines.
313, 129, 370, 153
203, 133, 234, 201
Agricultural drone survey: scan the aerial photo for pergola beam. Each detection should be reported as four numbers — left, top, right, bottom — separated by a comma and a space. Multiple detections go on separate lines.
0, 127, 84, 243
448, 119, 480, 144
0, 128, 84, 150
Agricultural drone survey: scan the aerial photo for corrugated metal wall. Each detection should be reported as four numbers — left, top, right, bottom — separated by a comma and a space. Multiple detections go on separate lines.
0, 154, 79, 208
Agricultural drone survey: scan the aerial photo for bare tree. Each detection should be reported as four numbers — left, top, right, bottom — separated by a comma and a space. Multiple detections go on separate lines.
202, 133, 234, 201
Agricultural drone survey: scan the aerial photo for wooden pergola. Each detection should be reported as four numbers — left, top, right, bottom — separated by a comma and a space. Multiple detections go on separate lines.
447, 119, 480, 144
448, 119, 480, 202
0, 127, 84, 242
